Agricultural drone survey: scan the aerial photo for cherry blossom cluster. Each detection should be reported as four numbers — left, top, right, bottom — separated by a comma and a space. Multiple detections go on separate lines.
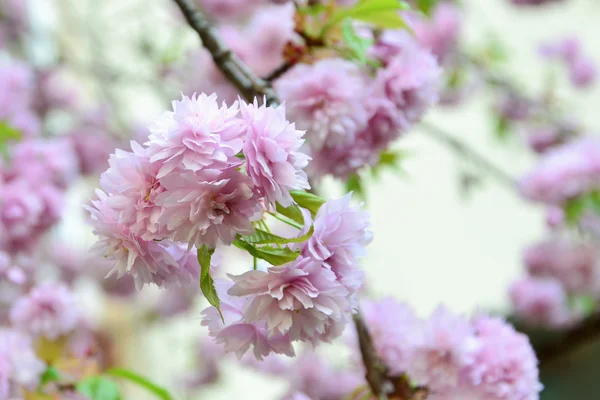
174, 1, 443, 181
189, 298, 543, 400
87, 92, 372, 355
540, 36, 597, 89
201, 193, 371, 359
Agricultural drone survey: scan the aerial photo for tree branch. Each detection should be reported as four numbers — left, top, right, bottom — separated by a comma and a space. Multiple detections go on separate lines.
534, 313, 600, 367
420, 122, 517, 191
172, 0, 279, 106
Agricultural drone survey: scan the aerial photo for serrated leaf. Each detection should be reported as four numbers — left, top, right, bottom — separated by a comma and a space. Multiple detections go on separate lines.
233, 238, 300, 266
197, 246, 222, 322
107, 368, 173, 400
77, 376, 120, 400
290, 190, 326, 215
40, 366, 61, 385
243, 226, 314, 245
276, 203, 304, 225
325, 0, 410, 31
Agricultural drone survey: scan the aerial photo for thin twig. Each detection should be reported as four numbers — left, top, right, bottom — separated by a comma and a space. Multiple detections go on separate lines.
420, 122, 517, 191
172, 0, 279, 106
353, 312, 390, 400
264, 61, 294, 83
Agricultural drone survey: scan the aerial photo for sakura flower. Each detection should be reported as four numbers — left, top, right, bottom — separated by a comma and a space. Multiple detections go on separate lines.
146, 93, 245, 178
464, 316, 542, 400
240, 100, 310, 208
509, 277, 577, 328
410, 2, 463, 64
569, 56, 597, 88
377, 34, 441, 130
407, 306, 480, 391
228, 256, 353, 344
100, 141, 167, 241
201, 279, 295, 360
0, 178, 45, 249
360, 298, 421, 375
85, 190, 189, 289
523, 239, 600, 295
0, 329, 45, 396
303, 194, 372, 294
0, 59, 34, 118
519, 136, 600, 204
156, 168, 262, 248
195, 0, 265, 21
10, 282, 79, 340
275, 59, 369, 150
69, 126, 119, 176
9, 138, 79, 188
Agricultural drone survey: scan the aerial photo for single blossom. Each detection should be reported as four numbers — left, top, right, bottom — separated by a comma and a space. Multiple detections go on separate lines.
509, 276, 576, 327
228, 256, 352, 344
85, 190, 193, 289
146, 93, 245, 178
407, 306, 480, 391
519, 135, 600, 204
10, 282, 79, 339
240, 100, 310, 208
156, 168, 262, 248
0, 58, 34, 118
194, 0, 265, 21
0, 329, 45, 397
569, 56, 597, 88
303, 194, 372, 294
376, 32, 441, 130
275, 59, 369, 151
201, 279, 295, 360
464, 316, 542, 400
360, 298, 421, 375
100, 141, 167, 241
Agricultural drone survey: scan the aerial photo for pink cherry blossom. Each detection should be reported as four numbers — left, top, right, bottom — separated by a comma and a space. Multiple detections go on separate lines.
228, 256, 352, 344
523, 239, 600, 295
201, 279, 295, 360
509, 277, 576, 327
0, 58, 34, 118
156, 168, 262, 248
519, 136, 600, 204
240, 99, 310, 208
10, 282, 79, 340
85, 190, 193, 289
464, 316, 542, 400
69, 126, 118, 176
0, 329, 45, 396
569, 56, 597, 88
146, 93, 245, 178
360, 298, 422, 375
195, 0, 265, 21
303, 194, 372, 294
100, 141, 168, 241
376, 33, 441, 130
407, 306, 480, 391
275, 59, 369, 151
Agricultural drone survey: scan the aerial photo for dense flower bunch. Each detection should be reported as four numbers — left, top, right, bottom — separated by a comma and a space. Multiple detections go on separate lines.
188, 298, 542, 400
88, 92, 372, 357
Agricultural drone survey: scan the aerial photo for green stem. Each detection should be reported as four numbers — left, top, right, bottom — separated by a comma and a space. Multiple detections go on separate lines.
268, 212, 303, 230
106, 368, 173, 400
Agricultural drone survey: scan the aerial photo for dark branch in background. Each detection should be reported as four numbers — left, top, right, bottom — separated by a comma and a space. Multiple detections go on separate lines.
264, 61, 294, 83
534, 313, 600, 367
421, 122, 517, 191
172, 0, 279, 106
172, 1, 426, 398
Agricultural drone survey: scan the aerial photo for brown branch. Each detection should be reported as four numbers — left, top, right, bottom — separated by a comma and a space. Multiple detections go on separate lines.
172, 0, 279, 106
420, 122, 517, 191
264, 61, 294, 83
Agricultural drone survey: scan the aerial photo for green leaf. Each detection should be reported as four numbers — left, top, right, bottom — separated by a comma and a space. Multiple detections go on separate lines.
40, 366, 61, 385
77, 376, 121, 400
325, 0, 410, 31
495, 115, 511, 141
569, 295, 596, 318
345, 174, 365, 201
242, 226, 314, 245
0, 121, 22, 161
233, 238, 300, 266
107, 368, 173, 400
564, 196, 586, 226
341, 19, 374, 64
197, 246, 222, 322
276, 203, 304, 225
416, 0, 439, 16
290, 190, 326, 215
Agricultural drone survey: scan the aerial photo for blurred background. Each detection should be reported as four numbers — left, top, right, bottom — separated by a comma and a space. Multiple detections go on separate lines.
3, 0, 600, 398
